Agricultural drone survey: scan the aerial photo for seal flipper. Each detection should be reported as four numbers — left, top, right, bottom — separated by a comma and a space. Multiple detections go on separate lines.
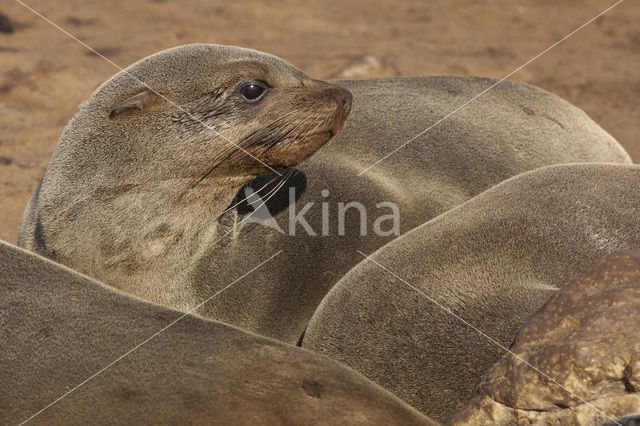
229, 168, 307, 217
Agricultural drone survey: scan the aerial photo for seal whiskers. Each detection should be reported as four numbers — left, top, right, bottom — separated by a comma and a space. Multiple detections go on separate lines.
181, 113, 307, 197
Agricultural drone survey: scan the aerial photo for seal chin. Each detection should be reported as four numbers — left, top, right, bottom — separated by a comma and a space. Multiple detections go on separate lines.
266, 131, 335, 169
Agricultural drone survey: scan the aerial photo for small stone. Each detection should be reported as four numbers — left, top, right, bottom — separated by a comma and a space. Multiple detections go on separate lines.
0, 12, 14, 34
333, 53, 399, 79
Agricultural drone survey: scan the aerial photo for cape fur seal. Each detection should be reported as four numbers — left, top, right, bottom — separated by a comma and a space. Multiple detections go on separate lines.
18, 43, 351, 312
18, 44, 631, 344
0, 239, 435, 425
449, 249, 640, 425
301, 163, 640, 422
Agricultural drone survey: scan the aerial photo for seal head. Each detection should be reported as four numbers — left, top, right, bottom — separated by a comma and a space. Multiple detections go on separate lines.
18, 44, 351, 308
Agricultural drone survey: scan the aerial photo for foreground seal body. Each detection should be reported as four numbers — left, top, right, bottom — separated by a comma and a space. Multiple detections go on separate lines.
19, 44, 631, 343
0, 239, 435, 425
301, 163, 640, 421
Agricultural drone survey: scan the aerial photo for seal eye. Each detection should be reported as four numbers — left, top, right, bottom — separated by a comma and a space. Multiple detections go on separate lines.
240, 82, 268, 102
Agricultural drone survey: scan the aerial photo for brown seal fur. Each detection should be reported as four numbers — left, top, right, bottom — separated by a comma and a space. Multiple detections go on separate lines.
18, 44, 631, 344
186, 75, 630, 343
17, 43, 351, 312
301, 163, 640, 422
0, 239, 436, 425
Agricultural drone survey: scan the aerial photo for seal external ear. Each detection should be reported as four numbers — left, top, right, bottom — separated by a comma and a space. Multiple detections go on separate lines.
109, 88, 159, 118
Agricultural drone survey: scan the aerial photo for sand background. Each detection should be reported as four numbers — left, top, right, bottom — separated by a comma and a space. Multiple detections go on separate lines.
1, 0, 638, 244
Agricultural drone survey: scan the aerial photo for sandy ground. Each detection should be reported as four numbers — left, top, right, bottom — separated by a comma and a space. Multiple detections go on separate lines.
0, 0, 639, 244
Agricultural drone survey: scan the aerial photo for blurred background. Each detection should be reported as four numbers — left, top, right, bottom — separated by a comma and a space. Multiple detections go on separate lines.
1, 0, 638, 243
